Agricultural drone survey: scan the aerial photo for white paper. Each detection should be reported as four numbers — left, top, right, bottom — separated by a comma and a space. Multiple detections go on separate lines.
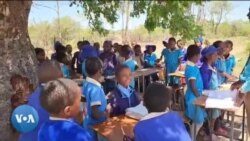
138, 68, 150, 72
126, 102, 148, 120
205, 90, 239, 110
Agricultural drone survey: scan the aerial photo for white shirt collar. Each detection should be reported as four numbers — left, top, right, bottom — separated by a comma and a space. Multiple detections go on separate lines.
86, 77, 102, 87
168, 48, 177, 52
141, 110, 169, 121
49, 117, 70, 121
187, 60, 196, 67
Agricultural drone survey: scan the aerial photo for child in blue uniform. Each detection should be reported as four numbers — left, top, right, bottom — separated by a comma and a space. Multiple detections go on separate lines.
56, 52, 71, 79
121, 45, 138, 88
19, 61, 63, 141
224, 40, 236, 75
39, 78, 92, 141
134, 83, 191, 141
200, 45, 227, 136
160, 37, 182, 86
82, 57, 108, 138
184, 45, 207, 139
108, 65, 140, 117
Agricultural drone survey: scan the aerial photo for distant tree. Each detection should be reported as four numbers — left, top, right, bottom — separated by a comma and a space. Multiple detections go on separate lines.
208, 1, 232, 35
70, 0, 203, 40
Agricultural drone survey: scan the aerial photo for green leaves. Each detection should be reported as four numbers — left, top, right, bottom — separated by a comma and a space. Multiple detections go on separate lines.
70, 0, 203, 39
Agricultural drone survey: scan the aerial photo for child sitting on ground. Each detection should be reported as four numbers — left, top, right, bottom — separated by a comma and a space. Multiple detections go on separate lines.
82, 57, 109, 138
121, 44, 138, 88
39, 78, 92, 141
108, 65, 140, 117
134, 83, 191, 141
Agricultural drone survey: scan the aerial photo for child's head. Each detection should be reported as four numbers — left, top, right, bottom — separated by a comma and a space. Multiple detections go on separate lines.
213, 40, 224, 56
168, 37, 176, 49
66, 44, 72, 55
113, 42, 119, 52
224, 40, 233, 55
145, 45, 156, 54
143, 83, 172, 113
40, 78, 81, 118
194, 37, 203, 47
38, 60, 62, 84
186, 44, 201, 63
115, 65, 131, 88
133, 44, 141, 56
103, 40, 113, 52
77, 41, 83, 50
93, 42, 100, 51
85, 57, 103, 79
177, 39, 185, 49
35, 48, 46, 63
121, 44, 131, 58
201, 45, 218, 63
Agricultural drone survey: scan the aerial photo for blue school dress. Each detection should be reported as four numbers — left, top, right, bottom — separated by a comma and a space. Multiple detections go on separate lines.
161, 48, 182, 85
144, 53, 157, 67
123, 58, 138, 88
200, 62, 221, 119
225, 54, 236, 75
240, 57, 250, 81
185, 61, 206, 124
109, 84, 140, 117
82, 77, 107, 136
38, 118, 92, 141
134, 111, 191, 141
60, 63, 70, 79
215, 57, 227, 84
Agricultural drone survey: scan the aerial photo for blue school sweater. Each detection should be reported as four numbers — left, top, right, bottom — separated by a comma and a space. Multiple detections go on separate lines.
134, 111, 191, 141
109, 85, 140, 117
19, 85, 49, 141
38, 119, 92, 141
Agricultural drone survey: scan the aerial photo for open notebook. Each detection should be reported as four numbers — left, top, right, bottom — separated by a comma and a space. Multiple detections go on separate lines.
125, 102, 148, 120
205, 90, 239, 109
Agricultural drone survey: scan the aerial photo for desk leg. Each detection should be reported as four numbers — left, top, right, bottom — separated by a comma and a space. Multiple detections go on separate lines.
230, 112, 235, 141
242, 104, 246, 141
142, 75, 145, 94
193, 106, 197, 141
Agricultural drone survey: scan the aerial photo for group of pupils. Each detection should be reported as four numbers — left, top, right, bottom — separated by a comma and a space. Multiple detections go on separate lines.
18, 37, 238, 141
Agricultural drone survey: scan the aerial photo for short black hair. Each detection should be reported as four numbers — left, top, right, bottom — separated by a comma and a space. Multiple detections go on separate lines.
186, 44, 200, 60
35, 48, 45, 55
55, 52, 67, 64
115, 65, 130, 77
168, 37, 176, 43
143, 83, 172, 113
224, 40, 233, 48
85, 57, 102, 76
40, 78, 79, 115
82, 40, 90, 46
213, 40, 223, 48
133, 44, 141, 50
121, 44, 131, 56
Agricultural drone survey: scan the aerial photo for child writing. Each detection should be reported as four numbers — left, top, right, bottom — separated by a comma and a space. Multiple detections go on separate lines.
19, 60, 63, 141
108, 65, 140, 117
39, 78, 92, 141
160, 37, 182, 86
134, 83, 191, 141
224, 40, 236, 76
200, 45, 226, 137
121, 44, 138, 88
184, 45, 207, 140
82, 57, 109, 138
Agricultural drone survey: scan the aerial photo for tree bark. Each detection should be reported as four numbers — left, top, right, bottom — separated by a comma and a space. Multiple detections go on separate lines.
0, 1, 38, 140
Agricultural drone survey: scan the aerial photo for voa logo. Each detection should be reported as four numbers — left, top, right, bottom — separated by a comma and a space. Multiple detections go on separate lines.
11, 105, 39, 133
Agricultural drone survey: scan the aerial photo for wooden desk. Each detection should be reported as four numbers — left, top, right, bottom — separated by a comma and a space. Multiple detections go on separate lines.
92, 116, 138, 141
193, 96, 243, 141
168, 71, 185, 78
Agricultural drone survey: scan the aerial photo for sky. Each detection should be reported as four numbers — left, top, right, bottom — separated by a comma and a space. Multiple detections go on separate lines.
29, 1, 250, 30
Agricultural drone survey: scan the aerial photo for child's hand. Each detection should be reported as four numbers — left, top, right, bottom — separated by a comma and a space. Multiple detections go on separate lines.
231, 81, 244, 90
106, 103, 112, 117
234, 92, 245, 107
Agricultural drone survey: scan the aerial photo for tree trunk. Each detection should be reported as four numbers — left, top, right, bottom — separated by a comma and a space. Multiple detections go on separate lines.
124, 1, 130, 43
0, 1, 38, 140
